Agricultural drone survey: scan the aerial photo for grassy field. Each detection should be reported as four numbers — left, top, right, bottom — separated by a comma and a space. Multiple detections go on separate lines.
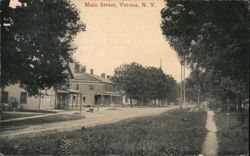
0, 109, 207, 155
0, 114, 85, 131
215, 112, 249, 155
0, 113, 43, 120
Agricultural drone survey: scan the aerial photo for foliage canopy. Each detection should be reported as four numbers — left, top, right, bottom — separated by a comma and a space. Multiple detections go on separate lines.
112, 62, 178, 106
161, 0, 249, 109
1, 0, 85, 95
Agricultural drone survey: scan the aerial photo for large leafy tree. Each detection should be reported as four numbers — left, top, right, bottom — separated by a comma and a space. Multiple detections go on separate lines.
1, 0, 85, 95
165, 75, 179, 104
145, 67, 167, 103
112, 62, 145, 106
161, 1, 249, 109
112, 62, 178, 106
145, 67, 178, 104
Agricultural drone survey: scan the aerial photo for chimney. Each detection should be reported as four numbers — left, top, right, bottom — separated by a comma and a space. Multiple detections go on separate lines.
75, 63, 80, 73
90, 69, 94, 75
101, 73, 106, 78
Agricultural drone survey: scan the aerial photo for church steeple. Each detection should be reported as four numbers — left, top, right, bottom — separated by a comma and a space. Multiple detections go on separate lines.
160, 58, 162, 69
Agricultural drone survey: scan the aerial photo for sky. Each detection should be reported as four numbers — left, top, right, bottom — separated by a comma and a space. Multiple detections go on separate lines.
10, 0, 190, 82
72, 0, 190, 82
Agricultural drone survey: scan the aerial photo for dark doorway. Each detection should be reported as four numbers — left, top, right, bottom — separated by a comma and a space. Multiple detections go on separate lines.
95, 95, 101, 105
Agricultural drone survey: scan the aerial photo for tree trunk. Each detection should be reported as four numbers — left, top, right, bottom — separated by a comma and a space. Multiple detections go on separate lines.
234, 96, 238, 112
226, 97, 229, 111
0, 87, 4, 111
39, 95, 41, 110
197, 87, 200, 108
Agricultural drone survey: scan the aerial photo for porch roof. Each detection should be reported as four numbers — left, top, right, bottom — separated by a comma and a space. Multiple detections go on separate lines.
57, 89, 81, 94
98, 91, 121, 96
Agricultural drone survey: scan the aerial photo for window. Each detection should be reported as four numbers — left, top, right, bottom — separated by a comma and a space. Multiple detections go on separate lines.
90, 85, 94, 90
76, 84, 80, 90
82, 97, 86, 103
1, 91, 8, 103
20, 92, 27, 104
72, 96, 76, 103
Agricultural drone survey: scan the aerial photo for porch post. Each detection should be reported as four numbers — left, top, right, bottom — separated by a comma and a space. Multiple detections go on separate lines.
76, 94, 78, 110
66, 94, 68, 110
101, 95, 104, 105
69, 94, 71, 110
80, 94, 82, 113
72, 95, 73, 109
54, 89, 57, 109
110, 96, 112, 105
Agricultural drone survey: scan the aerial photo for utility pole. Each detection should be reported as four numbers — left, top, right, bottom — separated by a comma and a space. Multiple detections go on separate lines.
80, 94, 82, 113
160, 58, 162, 69
180, 61, 183, 109
196, 69, 200, 108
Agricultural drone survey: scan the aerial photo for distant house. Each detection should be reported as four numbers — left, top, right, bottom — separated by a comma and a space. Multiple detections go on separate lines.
69, 69, 122, 107
119, 90, 137, 106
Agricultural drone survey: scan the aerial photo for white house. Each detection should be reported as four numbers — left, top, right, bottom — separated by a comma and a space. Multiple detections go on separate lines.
1, 84, 56, 111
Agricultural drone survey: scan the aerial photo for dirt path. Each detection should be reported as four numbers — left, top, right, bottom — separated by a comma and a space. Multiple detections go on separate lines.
0, 106, 177, 138
202, 110, 218, 156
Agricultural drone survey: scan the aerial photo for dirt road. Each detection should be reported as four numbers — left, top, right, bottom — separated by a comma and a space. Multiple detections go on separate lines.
0, 106, 177, 138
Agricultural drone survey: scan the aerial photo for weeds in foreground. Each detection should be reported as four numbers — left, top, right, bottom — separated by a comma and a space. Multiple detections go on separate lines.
0, 109, 207, 155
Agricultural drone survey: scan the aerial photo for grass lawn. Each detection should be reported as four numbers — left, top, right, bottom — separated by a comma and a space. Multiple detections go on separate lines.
0, 109, 207, 155
0, 113, 43, 120
0, 114, 85, 131
18, 109, 58, 113
215, 112, 249, 155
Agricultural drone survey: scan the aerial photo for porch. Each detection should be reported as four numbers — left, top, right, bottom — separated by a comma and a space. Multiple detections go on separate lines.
56, 89, 83, 110
94, 92, 122, 105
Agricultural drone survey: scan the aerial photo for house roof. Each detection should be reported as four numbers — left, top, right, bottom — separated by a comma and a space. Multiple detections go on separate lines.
74, 73, 115, 84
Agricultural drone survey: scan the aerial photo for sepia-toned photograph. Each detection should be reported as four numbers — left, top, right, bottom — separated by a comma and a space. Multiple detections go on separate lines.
0, 0, 249, 155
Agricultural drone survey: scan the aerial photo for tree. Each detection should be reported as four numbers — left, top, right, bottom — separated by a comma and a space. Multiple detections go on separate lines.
144, 67, 167, 105
112, 62, 145, 106
185, 69, 206, 107
161, 1, 249, 110
112, 62, 179, 106
1, 0, 85, 95
165, 75, 178, 105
